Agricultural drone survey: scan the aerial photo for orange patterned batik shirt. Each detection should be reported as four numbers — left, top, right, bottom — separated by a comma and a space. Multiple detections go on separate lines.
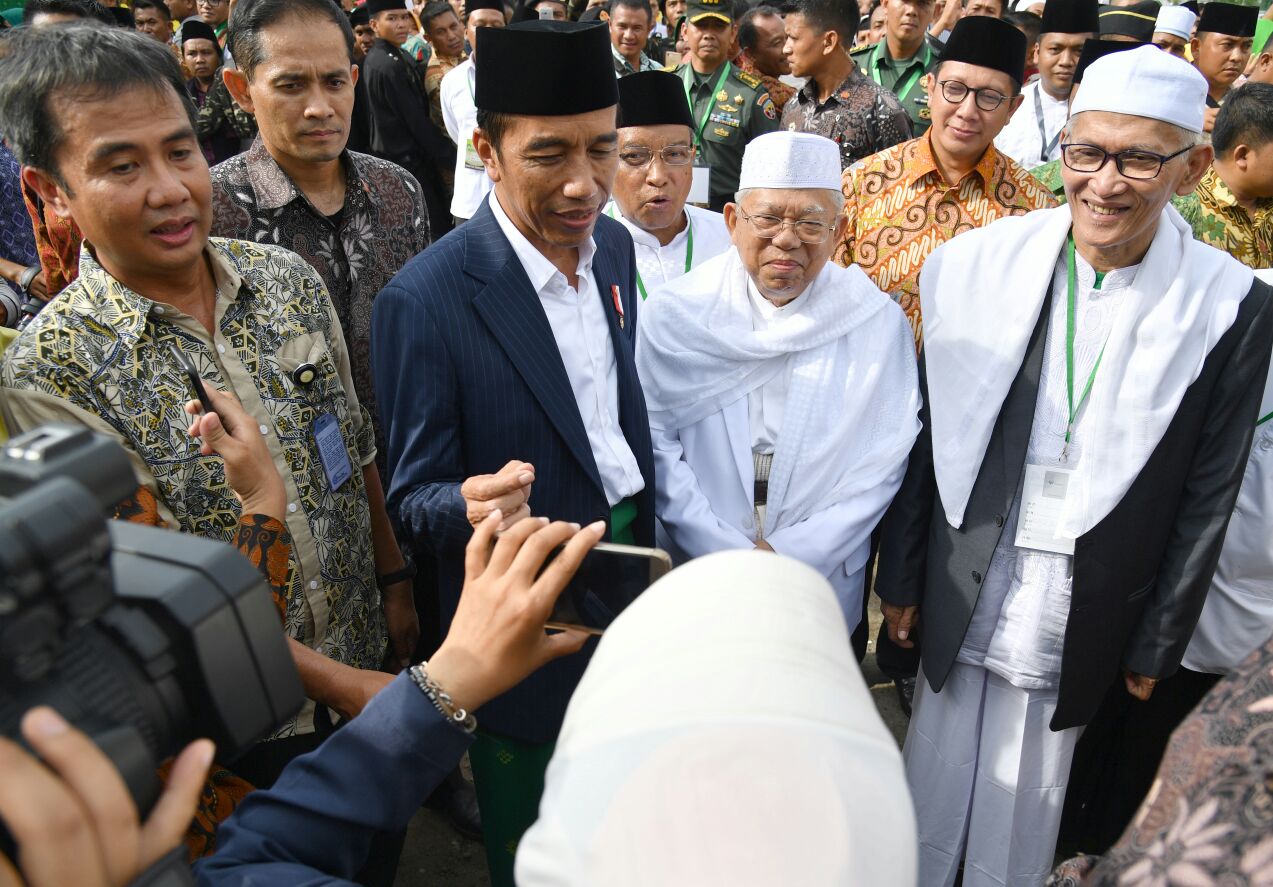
835, 132, 1057, 349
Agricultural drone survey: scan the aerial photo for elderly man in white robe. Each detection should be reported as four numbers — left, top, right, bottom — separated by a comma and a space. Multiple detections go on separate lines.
877, 47, 1273, 887
636, 130, 921, 634
602, 71, 732, 298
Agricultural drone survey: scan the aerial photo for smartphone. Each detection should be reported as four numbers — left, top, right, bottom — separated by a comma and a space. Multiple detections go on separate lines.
168, 343, 220, 426
544, 542, 673, 636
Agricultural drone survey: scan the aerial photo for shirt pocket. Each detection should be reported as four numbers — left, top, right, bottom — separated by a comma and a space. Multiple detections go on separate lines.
270, 331, 352, 430
703, 113, 743, 147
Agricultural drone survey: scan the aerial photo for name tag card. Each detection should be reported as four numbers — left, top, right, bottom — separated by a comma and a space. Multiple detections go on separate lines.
689, 165, 711, 206
464, 139, 483, 171
1014, 464, 1076, 556
314, 413, 352, 492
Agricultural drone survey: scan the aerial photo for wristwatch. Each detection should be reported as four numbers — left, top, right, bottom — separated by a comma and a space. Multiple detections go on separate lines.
377, 557, 417, 588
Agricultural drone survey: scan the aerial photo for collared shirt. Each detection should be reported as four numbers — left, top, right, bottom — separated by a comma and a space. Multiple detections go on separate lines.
850, 35, 943, 135
0, 239, 384, 736
958, 251, 1138, 690
611, 43, 660, 76
425, 51, 466, 132
601, 201, 732, 296
1177, 167, 1273, 270
836, 133, 1058, 347
735, 53, 796, 109
209, 139, 431, 465
745, 278, 808, 455
489, 193, 645, 507
780, 67, 913, 171
994, 79, 1068, 167
440, 58, 492, 219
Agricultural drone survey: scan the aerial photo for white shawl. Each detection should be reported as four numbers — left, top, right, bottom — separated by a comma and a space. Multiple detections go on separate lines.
922, 204, 1255, 537
636, 249, 921, 536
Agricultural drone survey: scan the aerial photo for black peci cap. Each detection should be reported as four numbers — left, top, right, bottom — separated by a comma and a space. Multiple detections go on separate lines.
1196, 1, 1257, 36
618, 71, 695, 128
475, 21, 619, 115
939, 15, 1029, 85
1074, 37, 1143, 83
364, 0, 407, 15
181, 18, 218, 43
1098, 1, 1161, 41
1040, 0, 1100, 34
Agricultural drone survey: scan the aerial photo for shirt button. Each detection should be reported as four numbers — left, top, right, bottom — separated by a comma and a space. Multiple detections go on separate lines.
971, 570, 982, 584
153, 305, 164, 315
258, 424, 269, 435
309, 580, 318, 590
217, 344, 226, 354
994, 514, 1004, 528
288, 502, 298, 513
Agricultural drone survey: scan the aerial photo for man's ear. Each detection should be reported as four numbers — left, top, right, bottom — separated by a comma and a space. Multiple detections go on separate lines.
1176, 143, 1214, 197
473, 127, 501, 181
21, 166, 72, 219
222, 66, 254, 114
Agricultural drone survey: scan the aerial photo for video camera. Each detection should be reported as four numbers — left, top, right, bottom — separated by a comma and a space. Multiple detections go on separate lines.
0, 424, 303, 858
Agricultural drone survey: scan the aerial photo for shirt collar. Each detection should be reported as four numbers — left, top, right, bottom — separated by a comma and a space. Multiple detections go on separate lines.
746, 276, 808, 326
606, 200, 690, 251
243, 137, 366, 215
908, 130, 999, 190
73, 239, 245, 347
797, 67, 865, 107
491, 190, 596, 293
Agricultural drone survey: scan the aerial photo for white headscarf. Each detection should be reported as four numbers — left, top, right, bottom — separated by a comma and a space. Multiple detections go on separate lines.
515, 550, 918, 887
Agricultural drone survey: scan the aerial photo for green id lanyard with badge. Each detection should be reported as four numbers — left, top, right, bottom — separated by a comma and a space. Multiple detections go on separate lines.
681, 62, 730, 202
463, 67, 483, 170
607, 206, 694, 299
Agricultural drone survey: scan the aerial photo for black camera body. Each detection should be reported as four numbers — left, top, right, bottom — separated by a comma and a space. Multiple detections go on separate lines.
0, 425, 303, 851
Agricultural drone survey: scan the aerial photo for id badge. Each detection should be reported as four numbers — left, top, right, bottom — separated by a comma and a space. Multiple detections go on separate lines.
464, 138, 483, 171
1014, 464, 1076, 556
314, 413, 353, 492
689, 165, 711, 206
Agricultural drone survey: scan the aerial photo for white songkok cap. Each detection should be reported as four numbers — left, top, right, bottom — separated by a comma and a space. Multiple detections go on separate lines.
1071, 43, 1208, 133
738, 131, 842, 192
1154, 4, 1196, 39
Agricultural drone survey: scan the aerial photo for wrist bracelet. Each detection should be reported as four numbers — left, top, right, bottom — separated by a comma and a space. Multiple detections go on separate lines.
377, 559, 417, 587
17, 265, 39, 292
409, 663, 477, 733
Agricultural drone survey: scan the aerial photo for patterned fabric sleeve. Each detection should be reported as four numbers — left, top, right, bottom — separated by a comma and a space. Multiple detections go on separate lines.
836, 162, 864, 269
196, 77, 258, 141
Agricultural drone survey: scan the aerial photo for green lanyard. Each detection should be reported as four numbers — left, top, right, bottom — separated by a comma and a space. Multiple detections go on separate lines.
869, 42, 931, 105
1061, 236, 1109, 462
608, 206, 694, 300
1258, 409, 1272, 427
681, 62, 732, 148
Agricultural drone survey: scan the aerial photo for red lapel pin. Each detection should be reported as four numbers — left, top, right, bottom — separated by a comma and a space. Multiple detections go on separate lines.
611, 285, 625, 329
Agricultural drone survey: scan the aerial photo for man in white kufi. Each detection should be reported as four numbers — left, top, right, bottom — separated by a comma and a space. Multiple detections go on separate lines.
875, 46, 1273, 887
636, 130, 921, 633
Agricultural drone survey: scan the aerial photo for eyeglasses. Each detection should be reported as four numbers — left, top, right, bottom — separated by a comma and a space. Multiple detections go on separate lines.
1060, 142, 1194, 180
738, 209, 835, 244
618, 144, 694, 168
936, 79, 1010, 111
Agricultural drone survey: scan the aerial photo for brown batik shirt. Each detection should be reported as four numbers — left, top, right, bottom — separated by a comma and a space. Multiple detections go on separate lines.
780, 67, 913, 171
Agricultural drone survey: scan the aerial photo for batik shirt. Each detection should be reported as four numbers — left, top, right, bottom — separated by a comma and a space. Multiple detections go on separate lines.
836, 133, 1057, 347
780, 67, 912, 171
1177, 167, 1273, 270
210, 139, 431, 469
0, 238, 385, 736
735, 53, 795, 109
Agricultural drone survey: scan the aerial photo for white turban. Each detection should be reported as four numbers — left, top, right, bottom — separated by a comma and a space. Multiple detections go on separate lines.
515, 550, 918, 887
1071, 43, 1208, 132
738, 131, 843, 191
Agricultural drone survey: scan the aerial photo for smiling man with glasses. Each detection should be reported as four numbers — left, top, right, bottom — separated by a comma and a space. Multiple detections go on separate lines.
603, 72, 731, 297
636, 130, 920, 637
875, 45, 1273, 886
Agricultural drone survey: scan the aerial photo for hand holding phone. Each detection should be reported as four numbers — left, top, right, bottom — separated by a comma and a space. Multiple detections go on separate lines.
544, 542, 673, 636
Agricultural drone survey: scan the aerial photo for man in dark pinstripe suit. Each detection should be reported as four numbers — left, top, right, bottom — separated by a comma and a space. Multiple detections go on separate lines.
372, 19, 655, 887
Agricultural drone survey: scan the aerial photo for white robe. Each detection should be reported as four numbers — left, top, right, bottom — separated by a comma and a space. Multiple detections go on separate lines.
636, 250, 921, 632
994, 79, 1069, 168
601, 202, 732, 295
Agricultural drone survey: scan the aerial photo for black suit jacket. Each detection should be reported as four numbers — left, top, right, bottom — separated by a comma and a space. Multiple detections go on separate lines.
877, 278, 1273, 730
372, 197, 654, 743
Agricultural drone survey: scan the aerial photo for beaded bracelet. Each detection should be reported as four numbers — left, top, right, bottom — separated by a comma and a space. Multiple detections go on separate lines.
409, 663, 477, 734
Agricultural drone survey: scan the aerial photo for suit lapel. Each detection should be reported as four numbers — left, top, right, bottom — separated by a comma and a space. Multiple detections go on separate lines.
467, 207, 605, 494
1000, 289, 1054, 498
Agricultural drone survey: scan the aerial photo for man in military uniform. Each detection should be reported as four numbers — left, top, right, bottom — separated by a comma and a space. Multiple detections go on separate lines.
850, 0, 944, 135
670, 0, 780, 210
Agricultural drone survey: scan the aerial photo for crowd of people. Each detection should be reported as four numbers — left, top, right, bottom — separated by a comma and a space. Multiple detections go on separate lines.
0, 0, 1271, 883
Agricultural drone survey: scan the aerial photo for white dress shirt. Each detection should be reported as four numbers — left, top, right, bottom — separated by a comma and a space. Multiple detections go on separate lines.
603, 202, 733, 297
994, 79, 1070, 168
745, 279, 809, 456
490, 193, 645, 507
958, 250, 1135, 690
439, 58, 493, 220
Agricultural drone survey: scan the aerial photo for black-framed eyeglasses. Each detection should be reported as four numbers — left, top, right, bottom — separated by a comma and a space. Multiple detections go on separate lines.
738, 209, 835, 244
618, 144, 695, 168
936, 79, 1010, 111
1059, 142, 1194, 180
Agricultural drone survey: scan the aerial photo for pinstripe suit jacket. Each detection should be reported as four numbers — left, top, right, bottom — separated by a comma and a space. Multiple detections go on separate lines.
372, 196, 655, 742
